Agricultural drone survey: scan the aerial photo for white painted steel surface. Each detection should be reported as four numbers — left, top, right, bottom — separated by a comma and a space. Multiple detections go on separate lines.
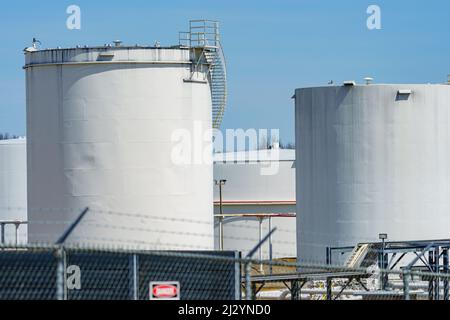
0, 139, 27, 243
25, 47, 213, 249
213, 149, 296, 258
295, 84, 450, 263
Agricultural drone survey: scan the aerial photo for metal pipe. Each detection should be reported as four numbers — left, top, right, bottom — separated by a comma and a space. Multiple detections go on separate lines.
258, 217, 263, 272
219, 217, 224, 251
269, 217, 273, 275
214, 212, 295, 218
14, 223, 19, 245
215, 179, 226, 251
245, 262, 252, 300
273, 288, 427, 299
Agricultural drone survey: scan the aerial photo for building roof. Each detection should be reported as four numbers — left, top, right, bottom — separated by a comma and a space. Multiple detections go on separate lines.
214, 149, 295, 163
0, 138, 26, 145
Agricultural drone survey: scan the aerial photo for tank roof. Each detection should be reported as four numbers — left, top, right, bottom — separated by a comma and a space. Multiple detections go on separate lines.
25, 44, 187, 53
295, 83, 450, 91
24, 45, 192, 69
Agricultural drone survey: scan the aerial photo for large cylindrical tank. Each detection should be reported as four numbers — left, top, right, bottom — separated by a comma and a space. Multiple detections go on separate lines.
0, 139, 27, 243
213, 149, 296, 259
25, 46, 213, 249
295, 84, 450, 263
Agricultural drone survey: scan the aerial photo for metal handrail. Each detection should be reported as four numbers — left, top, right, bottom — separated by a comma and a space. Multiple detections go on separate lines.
0, 220, 28, 245
179, 20, 227, 128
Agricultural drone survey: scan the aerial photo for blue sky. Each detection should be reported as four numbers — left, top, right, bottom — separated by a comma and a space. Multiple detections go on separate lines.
1, 0, 449, 143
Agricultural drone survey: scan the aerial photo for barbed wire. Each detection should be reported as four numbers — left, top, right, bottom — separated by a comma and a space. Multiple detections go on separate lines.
0, 206, 297, 233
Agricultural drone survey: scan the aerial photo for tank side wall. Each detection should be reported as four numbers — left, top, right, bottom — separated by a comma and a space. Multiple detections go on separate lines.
296, 85, 450, 264
0, 141, 27, 243
27, 61, 213, 250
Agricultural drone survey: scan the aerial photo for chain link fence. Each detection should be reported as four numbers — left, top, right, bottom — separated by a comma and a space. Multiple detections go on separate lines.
1, 207, 450, 300
0, 245, 241, 300
1, 244, 450, 300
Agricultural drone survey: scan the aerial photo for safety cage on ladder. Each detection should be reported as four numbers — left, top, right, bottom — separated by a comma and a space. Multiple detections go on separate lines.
179, 20, 228, 129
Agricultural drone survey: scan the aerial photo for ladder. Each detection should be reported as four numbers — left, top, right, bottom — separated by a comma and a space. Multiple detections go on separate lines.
179, 20, 228, 129
204, 46, 227, 129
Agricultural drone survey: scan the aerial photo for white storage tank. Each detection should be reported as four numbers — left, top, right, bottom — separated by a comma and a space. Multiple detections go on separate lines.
294, 83, 450, 263
213, 148, 296, 258
0, 139, 27, 244
25, 45, 214, 249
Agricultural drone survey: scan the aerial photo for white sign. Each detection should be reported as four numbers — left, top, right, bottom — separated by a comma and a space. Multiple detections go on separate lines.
149, 282, 180, 300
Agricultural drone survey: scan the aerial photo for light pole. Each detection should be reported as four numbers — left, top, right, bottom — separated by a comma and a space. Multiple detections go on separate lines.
215, 179, 227, 251
379, 233, 388, 290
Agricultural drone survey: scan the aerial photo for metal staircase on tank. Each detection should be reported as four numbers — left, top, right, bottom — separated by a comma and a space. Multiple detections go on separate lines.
179, 20, 228, 129
346, 243, 378, 268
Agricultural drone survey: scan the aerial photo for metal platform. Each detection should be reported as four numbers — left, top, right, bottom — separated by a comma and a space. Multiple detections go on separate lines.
327, 239, 450, 300
242, 269, 372, 300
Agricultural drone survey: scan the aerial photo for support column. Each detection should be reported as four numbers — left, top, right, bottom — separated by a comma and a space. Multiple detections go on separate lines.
382, 252, 389, 290
258, 217, 263, 272
403, 270, 411, 300
268, 217, 273, 275
14, 223, 20, 246
435, 247, 440, 300
218, 217, 224, 251
443, 248, 449, 301
428, 250, 435, 300
326, 277, 332, 300
326, 247, 331, 266
291, 280, 299, 300
245, 262, 253, 301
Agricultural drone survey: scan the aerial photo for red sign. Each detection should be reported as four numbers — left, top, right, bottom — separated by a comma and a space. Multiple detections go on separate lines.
149, 282, 180, 300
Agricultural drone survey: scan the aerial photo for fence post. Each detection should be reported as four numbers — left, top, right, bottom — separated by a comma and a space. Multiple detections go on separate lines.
0, 223, 5, 245
56, 246, 65, 300
129, 254, 139, 300
245, 261, 253, 300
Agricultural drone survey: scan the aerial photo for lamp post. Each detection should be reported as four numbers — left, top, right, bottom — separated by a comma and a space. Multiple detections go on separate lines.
215, 179, 227, 251
379, 233, 388, 290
